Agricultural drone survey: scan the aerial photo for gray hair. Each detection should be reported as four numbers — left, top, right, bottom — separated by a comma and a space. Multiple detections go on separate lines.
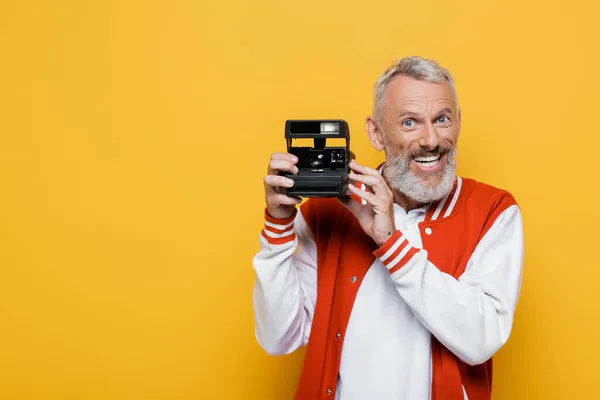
373, 56, 458, 124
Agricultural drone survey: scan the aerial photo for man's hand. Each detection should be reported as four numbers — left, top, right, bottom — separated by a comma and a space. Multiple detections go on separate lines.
338, 160, 396, 247
264, 152, 302, 219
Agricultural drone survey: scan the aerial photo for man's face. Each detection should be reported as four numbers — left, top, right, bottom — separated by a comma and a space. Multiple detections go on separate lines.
369, 75, 461, 204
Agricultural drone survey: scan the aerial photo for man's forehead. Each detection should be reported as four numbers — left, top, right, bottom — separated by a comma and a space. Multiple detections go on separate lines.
385, 75, 455, 109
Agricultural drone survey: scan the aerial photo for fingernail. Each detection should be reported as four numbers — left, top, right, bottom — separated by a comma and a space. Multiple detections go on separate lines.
294, 167, 299, 173
291, 156, 298, 162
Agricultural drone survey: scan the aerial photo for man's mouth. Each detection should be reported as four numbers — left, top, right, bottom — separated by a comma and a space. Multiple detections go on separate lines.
413, 154, 441, 167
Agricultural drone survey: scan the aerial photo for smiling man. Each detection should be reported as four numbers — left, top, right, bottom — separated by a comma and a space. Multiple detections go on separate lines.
252, 56, 524, 400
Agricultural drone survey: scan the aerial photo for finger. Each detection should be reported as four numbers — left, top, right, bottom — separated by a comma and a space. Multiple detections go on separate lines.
347, 183, 378, 204
349, 160, 381, 177
268, 193, 303, 206
348, 173, 392, 199
271, 152, 299, 163
264, 175, 294, 189
268, 159, 299, 175
348, 173, 382, 188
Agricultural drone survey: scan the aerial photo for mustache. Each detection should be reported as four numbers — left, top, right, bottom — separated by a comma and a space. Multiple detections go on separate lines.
406, 145, 453, 159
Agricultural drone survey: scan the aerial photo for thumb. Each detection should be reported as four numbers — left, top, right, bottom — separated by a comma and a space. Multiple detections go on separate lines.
337, 195, 361, 215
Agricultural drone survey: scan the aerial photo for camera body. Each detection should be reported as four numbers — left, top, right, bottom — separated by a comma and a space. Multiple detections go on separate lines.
282, 119, 355, 198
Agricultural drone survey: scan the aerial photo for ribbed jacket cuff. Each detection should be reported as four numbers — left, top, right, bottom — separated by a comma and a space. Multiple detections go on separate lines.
373, 230, 420, 274
260, 208, 297, 245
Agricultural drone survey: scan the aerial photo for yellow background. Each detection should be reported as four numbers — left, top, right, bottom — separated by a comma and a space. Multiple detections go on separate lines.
0, 1, 598, 399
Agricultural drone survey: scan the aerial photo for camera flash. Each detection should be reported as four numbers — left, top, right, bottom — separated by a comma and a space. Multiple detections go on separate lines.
320, 122, 339, 134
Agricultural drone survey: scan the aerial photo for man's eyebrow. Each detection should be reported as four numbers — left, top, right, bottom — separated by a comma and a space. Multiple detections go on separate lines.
397, 108, 454, 120
435, 107, 454, 116
397, 111, 421, 119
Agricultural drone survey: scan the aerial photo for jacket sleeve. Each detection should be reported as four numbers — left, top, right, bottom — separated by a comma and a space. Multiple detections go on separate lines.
251, 207, 318, 356
374, 204, 524, 365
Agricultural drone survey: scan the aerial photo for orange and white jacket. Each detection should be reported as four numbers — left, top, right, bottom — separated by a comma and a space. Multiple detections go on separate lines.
252, 175, 524, 400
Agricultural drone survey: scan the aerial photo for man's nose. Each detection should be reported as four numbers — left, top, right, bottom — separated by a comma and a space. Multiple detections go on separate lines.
419, 122, 440, 151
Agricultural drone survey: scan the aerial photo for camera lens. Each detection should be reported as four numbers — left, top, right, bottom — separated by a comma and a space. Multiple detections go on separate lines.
310, 153, 324, 167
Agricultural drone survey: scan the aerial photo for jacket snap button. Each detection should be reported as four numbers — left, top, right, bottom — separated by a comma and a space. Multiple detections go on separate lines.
327, 387, 332, 395
425, 227, 432, 235
336, 331, 341, 339
350, 275, 357, 283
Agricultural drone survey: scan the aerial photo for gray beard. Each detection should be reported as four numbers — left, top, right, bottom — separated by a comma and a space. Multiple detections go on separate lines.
383, 147, 457, 204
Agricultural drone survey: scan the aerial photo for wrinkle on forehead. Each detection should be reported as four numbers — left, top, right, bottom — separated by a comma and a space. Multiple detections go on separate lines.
384, 76, 457, 117
394, 99, 457, 120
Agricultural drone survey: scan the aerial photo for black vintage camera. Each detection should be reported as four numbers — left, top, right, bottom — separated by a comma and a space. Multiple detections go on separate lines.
282, 119, 355, 197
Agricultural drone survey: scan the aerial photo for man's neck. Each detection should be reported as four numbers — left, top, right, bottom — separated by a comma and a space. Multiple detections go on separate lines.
392, 191, 425, 212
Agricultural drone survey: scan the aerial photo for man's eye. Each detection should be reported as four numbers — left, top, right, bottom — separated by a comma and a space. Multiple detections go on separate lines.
402, 119, 415, 127
436, 116, 449, 124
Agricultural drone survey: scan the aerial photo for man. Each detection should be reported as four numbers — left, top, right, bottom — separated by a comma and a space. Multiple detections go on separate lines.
252, 56, 524, 400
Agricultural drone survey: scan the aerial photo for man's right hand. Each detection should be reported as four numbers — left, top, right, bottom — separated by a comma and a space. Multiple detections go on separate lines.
264, 152, 302, 219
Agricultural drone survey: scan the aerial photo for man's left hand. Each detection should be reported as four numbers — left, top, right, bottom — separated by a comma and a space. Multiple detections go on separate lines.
338, 160, 397, 247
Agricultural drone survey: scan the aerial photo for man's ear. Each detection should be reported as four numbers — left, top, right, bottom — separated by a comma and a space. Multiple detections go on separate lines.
365, 116, 385, 151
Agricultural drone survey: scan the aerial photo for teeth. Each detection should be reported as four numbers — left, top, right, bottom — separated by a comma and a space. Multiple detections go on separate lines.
414, 155, 440, 162
418, 159, 439, 167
